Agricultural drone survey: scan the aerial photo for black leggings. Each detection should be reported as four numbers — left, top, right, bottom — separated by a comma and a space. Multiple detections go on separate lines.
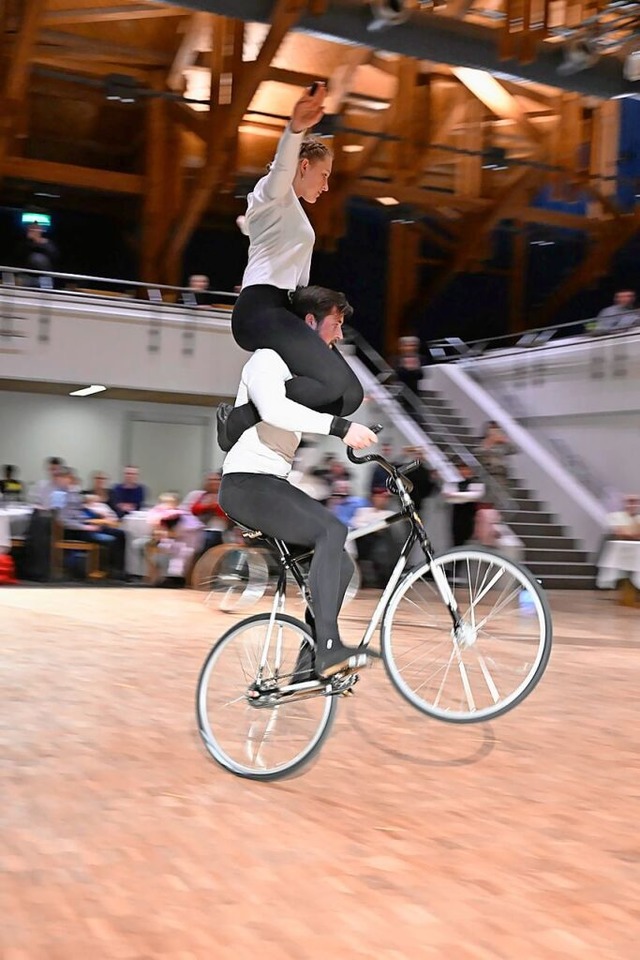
227, 285, 364, 442
219, 473, 354, 644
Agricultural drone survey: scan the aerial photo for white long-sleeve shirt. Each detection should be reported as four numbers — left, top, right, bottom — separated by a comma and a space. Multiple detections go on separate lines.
241, 125, 315, 291
222, 349, 335, 479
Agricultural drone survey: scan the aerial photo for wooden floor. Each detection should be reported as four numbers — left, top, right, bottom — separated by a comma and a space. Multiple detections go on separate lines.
2, 586, 639, 960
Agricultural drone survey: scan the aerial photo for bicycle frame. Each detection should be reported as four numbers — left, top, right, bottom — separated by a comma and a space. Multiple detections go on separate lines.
258, 466, 464, 669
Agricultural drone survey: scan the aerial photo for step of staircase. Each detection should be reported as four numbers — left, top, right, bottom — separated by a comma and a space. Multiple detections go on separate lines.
412, 379, 599, 589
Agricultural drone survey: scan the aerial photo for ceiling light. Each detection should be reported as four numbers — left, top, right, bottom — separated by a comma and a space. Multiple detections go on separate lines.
343, 144, 365, 153
69, 385, 107, 397
376, 196, 400, 205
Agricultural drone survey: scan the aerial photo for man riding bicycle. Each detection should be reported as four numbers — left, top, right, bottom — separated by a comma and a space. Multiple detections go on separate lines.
219, 286, 378, 679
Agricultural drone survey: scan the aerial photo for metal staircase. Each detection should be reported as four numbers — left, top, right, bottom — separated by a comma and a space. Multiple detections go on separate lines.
418, 387, 597, 589
346, 328, 597, 589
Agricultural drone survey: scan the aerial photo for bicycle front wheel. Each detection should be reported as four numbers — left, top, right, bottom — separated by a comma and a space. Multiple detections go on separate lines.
196, 613, 337, 780
381, 547, 552, 723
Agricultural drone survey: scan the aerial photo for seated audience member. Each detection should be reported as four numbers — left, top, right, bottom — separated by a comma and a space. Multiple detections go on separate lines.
109, 465, 146, 518
351, 486, 403, 587
31, 456, 65, 508
190, 472, 228, 550
84, 471, 111, 503
311, 454, 350, 498
1, 464, 23, 501
443, 462, 485, 547
145, 507, 204, 586
608, 494, 640, 540
476, 421, 515, 485
594, 289, 640, 334
393, 335, 424, 396
53, 467, 125, 577
329, 479, 369, 528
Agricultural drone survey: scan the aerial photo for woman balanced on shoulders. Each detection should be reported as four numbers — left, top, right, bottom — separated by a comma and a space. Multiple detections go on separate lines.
217, 82, 363, 451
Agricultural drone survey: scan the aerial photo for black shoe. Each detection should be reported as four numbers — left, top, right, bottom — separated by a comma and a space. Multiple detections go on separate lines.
216, 402, 233, 452
315, 639, 368, 679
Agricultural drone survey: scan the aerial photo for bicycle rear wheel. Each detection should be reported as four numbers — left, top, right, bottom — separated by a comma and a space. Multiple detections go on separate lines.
192, 543, 270, 612
381, 547, 552, 723
196, 613, 337, 780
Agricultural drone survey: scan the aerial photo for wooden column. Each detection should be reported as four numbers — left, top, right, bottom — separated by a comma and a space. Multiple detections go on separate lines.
141, 95, 182, 285
0, 0, 45, 184
385, 220, 421, 357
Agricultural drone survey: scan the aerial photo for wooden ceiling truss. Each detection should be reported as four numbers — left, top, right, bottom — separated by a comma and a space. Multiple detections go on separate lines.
0, 0, 635, 327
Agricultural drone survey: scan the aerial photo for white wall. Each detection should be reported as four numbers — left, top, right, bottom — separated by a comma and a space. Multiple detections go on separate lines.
464, 331, 640, 498
0, 288, 249, 398
0, 390, 226, 500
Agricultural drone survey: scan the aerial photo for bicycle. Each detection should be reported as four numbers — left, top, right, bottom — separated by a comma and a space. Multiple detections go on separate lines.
196, 441, 553, 781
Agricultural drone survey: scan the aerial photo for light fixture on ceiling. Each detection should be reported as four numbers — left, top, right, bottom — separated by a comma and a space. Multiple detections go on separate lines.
376, 196, 400, 205
343, 144, 365, 153
69, 385, 107, 397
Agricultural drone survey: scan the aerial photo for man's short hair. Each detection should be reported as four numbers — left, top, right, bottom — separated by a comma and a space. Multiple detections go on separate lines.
290, 285, 353, 324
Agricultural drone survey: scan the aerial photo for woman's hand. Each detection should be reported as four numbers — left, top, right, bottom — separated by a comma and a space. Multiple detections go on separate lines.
291, 82, 326, 134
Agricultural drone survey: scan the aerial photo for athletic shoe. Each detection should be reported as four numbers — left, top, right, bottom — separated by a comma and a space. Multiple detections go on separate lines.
216, 403, 233, 452
315, 639, 368, 679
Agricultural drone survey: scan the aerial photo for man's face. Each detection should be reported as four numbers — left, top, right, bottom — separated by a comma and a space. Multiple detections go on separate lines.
315, 307, 344, 347
123, 467, 138, 485
625, 496, 639, 515
615, 291, 635, 309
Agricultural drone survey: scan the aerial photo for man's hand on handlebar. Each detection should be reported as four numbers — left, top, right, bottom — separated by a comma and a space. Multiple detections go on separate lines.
343, 423, 379, 451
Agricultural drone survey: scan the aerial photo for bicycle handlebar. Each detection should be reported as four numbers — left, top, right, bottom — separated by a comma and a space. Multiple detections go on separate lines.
346, 425, 421, 487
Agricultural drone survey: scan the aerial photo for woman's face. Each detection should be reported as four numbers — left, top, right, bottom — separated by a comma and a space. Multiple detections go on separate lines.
296, 155, 332, 203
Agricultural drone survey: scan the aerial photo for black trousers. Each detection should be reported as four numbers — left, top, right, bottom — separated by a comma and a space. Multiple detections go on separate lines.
227, 285, 364, 440
219, 473, 354, 645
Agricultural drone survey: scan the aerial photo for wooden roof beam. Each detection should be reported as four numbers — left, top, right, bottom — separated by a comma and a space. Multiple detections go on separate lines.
164, 0, 309, 269
167, 11, 212, 91
0, 0, 46, 186
3, 155, 143, 194
41, 5, 189, 26
452, 67, 549, 145
39, 29, 171, 66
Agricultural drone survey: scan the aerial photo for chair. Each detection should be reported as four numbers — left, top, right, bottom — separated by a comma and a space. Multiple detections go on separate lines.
50, 515, 105, 580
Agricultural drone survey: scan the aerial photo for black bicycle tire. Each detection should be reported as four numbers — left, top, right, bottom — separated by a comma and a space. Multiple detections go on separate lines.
196, 612, 338, 780
381, 546, 553, 724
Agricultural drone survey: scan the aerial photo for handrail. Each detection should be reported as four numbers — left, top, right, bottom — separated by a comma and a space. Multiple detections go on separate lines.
345, 325, 520, 514
0, 263, 238, 306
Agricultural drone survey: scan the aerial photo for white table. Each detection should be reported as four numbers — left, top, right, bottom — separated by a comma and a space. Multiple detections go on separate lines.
0, 505, 33, 551
597, 539, 640, 589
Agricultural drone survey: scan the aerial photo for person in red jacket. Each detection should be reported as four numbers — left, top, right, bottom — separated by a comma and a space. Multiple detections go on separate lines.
190, 472, 228, 550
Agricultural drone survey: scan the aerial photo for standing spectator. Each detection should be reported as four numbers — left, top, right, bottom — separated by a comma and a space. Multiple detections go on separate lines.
608, 494, 640, 540
594, 289, 639, 333
186, 274, 214, 307
477, 421, 516, 485
393, 335, 424, 395
443, 462, 485, 547
21, 223, 58, 285
109, 466, 146, 518
1, 465, 23, 501
350, 486, 401, 587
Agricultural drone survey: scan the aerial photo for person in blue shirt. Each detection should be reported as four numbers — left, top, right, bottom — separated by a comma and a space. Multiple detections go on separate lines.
109, 466, 146, 519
